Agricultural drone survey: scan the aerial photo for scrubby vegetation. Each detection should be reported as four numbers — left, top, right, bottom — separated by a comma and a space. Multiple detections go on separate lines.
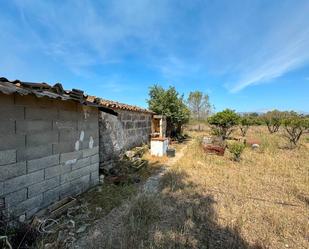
262, 110, 284, 133
208, 109, 240, 139
228, 141, 245, 161
148, 85, 190, 137
92, 126, 309, 249
239, 116, 254, 137
282, 114, 309, 147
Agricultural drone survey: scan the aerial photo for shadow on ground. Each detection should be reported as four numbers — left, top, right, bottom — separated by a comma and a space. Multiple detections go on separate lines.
81, 169, 264, 249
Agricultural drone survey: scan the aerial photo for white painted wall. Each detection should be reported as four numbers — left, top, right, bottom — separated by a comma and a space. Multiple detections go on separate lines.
150, 139, 168, 157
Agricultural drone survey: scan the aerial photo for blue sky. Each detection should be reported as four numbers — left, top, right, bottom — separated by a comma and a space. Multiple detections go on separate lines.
1, 0, 308, 112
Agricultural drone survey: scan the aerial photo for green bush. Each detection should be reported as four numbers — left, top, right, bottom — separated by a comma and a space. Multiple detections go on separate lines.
208, 109, 240, 140
282, 114, 309, 147
228, 142, 245, 162
239, 116, 253, 137
262, 110, 285, 133
148, 85, 190, 137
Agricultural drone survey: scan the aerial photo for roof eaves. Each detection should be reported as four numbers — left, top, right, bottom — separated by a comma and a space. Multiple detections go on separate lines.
0, 78, 118, 116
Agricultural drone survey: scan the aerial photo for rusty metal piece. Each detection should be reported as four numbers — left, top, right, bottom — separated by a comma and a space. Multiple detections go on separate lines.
203, 144, 225, 156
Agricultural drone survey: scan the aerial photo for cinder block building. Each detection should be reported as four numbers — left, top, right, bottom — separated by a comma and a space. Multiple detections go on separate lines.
0, 78, 153, 220
87, 96, 154, 172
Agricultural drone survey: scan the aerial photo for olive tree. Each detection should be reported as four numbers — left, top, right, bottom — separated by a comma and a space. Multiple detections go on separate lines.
262, 110, 284, 133
283, 114, 309, 147
208, 109, 240, 140
239, 116, 253, 137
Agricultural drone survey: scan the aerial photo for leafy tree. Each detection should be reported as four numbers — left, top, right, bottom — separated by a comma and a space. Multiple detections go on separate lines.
228, 142, 245, 162
262, 110, 284, 133
247, 112, 264, 125
208, 109, 240, 140
239, 116, 253, 137
187, 91, 212, 120
282, 114, 309, 147
148, 85, 190, 136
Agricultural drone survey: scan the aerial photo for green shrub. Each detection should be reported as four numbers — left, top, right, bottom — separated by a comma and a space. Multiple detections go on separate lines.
208, 109, 240, 140
283, 115, 309, 147
262, 110, 285, 133
228, 142, 245, 162
239, 116, 253, 137
148, 85, 190, 137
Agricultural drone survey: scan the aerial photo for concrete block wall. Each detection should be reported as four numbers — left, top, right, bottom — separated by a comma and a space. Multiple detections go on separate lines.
0, 93, 99, 220
99, 110, 152, 170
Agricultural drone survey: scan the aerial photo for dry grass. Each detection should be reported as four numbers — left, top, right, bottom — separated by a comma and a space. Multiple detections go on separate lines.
111, 126, 309, 249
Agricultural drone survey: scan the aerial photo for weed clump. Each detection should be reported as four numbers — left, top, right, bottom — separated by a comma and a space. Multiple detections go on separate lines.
228, 142, 245, 162
120, 194, 161, 247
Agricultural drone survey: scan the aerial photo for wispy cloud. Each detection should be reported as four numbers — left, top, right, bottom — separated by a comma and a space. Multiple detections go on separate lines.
224, 1, 309, 92
1, 0, 309, 93
98, 75, 130, 93
4, 0, 169, 76
155, 55, 201, 80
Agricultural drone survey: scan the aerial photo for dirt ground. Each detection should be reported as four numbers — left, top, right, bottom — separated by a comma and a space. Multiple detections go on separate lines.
36, 127, 308, 249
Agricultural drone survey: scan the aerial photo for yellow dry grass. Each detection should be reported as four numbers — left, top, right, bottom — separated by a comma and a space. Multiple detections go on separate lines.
156, 126, 308, 248
116, 126, 309, 249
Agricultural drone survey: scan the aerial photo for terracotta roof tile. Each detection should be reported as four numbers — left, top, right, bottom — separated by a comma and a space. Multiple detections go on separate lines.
0, 77, 117, 115
87, 96, 154, 114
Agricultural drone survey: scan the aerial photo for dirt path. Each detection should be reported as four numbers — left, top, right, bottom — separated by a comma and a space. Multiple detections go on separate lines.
74, 141, 191, 249
142, 141, 190, 194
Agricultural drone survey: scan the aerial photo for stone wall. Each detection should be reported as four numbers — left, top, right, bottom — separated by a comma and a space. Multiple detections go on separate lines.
99, 110, 152, 170
0, 93, 99, 220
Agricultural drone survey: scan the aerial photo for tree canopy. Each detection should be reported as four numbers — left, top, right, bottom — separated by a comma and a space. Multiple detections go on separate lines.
148, 85, 190, 136
187, 91, 212, 120
208, 109, 240, 139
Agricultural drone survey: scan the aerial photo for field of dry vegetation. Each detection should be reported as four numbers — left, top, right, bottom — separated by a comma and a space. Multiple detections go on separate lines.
99, 126, 308, 249
36, 126, 309, 249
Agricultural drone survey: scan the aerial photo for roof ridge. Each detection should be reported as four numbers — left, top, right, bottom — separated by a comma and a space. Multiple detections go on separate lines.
87, 95, 154, 114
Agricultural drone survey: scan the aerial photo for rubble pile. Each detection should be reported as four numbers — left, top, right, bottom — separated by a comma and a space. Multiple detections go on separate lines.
34, 197, 101, 249
104, 145, 149, 185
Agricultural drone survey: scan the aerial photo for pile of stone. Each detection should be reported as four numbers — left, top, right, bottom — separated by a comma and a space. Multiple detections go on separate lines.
124, 146, 148, 170
104, 145, 149, 184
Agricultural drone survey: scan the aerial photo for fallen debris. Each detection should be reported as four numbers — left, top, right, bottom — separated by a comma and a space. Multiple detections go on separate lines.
0, 236, 12, 249
251, 143, 260, 149
48, 197, 77, 218
101, 145, 149, 185
245, 138, 261, 147
203, 144, 226, 156
76, 224, 88, 234
202, 136, 226, 156
38, 218, 59, 234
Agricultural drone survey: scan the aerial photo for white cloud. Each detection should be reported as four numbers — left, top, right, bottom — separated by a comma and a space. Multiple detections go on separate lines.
155, 55, 201, 80
2, 0, 309, 91
225, 1, 309, 92
4, 0, 169, 75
